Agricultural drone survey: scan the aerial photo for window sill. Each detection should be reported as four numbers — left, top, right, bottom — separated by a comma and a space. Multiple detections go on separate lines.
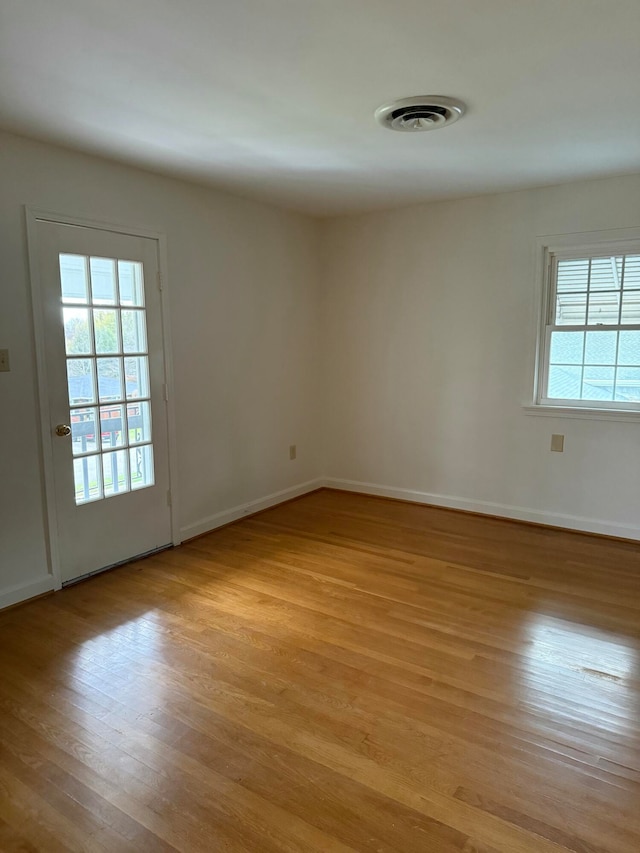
523, 404, 640, 423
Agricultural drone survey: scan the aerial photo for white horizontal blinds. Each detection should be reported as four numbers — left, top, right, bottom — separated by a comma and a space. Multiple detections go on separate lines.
554, 255, 640, 326
546, 252, 640, 404
60, 254, 155, 503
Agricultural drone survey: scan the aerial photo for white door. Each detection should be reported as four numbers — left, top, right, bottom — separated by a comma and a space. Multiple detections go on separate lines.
33, 219, 173, 584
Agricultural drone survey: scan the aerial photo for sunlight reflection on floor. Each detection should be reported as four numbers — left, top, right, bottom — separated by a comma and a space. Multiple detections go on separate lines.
71, 610, 166, 707
520, 614, 639, 736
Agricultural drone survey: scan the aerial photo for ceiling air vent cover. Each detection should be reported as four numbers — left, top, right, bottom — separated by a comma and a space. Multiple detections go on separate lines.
375, 96, 466, 132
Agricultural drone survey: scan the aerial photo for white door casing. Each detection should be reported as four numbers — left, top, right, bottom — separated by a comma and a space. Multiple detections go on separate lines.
27, 211, 179, 585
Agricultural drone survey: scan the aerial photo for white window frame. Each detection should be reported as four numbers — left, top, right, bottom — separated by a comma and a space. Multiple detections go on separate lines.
525, 227, 640, 422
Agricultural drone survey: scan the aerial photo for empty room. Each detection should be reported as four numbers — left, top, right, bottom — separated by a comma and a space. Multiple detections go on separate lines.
1, 1, 640, 851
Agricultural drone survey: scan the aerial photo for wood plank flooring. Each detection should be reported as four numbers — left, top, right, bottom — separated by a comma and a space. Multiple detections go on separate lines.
1, 488, 640, 852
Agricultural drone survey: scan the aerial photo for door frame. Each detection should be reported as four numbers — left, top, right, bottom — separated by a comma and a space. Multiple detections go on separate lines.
25, 207, 181, 590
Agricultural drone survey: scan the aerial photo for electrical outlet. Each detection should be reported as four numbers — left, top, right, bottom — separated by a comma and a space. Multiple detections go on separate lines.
550, 434, 564, 452
0, 349, 9, 372
289, 444, 297, 461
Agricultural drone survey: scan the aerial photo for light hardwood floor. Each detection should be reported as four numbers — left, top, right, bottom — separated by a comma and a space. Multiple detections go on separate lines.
1, 488, 639, 852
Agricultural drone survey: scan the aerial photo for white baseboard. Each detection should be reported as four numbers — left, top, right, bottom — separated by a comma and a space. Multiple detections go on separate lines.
180, 478, 325, 540
325, 477, 640, 542
0, 575, 55, 611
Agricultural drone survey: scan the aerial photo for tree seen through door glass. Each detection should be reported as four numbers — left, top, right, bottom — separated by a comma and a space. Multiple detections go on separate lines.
93, 309, 120, 353
122, 310, 147, 353
67, 359, 96, 405
63, 307, 92, 355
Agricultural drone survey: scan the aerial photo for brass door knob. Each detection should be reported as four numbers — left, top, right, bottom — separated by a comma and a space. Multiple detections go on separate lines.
55, 424, 71, 437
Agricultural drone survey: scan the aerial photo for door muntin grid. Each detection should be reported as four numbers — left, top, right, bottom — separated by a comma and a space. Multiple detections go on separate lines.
60, 254, 155, 504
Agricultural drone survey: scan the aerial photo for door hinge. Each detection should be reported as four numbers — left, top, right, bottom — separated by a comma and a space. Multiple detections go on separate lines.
157, 270, 163, 291
162, 383, 169, 401
166, 489, 172, 507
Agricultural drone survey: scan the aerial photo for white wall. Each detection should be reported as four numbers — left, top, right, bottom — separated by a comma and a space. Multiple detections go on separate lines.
0, 131, 322, 607
321, 174, 640, 539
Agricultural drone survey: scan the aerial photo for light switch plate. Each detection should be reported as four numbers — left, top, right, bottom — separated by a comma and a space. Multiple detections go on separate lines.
0, 349, 9, 372
551, 434, 564, 452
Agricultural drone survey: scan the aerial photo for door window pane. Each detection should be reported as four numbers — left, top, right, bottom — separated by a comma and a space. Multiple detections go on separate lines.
67, 359, 96, 405
73, 454, 102, 503
128, 401, 152, 445
60, 255, 89, 304
94, 309, 120, 354
118, 260, 145, 306
63, 307, 92, 355
121, 310, 147, 353
97, 358, 124, 402
90, 257, 117, 304
71, 407, 99, 456
125, 356, 150, 399
130, 445, 154, 490
100, 405, 127, 449
102, 450, 130, 497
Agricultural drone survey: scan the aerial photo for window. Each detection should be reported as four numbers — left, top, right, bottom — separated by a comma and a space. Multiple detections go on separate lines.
535, 235, 640, 413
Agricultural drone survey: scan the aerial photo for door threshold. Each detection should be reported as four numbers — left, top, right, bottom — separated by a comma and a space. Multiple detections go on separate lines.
61, 544, 173, 587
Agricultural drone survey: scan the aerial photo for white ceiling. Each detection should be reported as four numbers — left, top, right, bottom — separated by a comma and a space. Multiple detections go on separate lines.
1, 0, 640, 216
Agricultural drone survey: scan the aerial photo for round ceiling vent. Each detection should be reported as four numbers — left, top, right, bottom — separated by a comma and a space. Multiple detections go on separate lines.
375, 96, 466, 132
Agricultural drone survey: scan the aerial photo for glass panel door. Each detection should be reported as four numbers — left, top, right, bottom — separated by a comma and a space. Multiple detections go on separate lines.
34, 218, 172, 585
